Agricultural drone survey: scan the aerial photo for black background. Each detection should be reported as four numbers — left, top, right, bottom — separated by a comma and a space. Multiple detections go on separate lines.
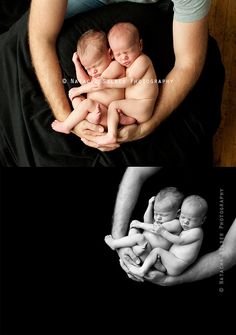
0, 168, 235, 335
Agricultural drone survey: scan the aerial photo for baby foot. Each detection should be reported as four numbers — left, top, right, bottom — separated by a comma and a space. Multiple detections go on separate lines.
104, 235, 116, 250
86, 104, 102, 124
51, 120, 70, 134
133, 242, 148, 256
118, 109, 136, 126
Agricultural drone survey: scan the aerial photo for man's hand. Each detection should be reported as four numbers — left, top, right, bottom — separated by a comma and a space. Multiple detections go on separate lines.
117, 247, 141, 266
144, 270, 182, 286
72, 119, 104, 138
119, 258, 144, 282
117, 124, 143, 143
72, 121, 120, 151
117, 247, 142, 281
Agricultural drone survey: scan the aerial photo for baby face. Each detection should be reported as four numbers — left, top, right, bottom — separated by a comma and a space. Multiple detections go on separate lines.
80, 47, 111, 79
153, 203, 177, 224
109, 35, 141, 68
179, 203, 205, 230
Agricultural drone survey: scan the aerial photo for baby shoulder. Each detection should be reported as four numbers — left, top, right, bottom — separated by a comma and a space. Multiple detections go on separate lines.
111, 60, 125, 72
185, 228, 203, 239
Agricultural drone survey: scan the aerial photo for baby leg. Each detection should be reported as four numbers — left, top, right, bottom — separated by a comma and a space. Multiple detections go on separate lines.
127, 247, 162, 277
96, 100, 121, 145
104, 233, 146, 251
154, 249, 187, 276
86, 103, 107, 126
52, 99, 99, 134
71, 95, 85, 110
117, 109, 136, 126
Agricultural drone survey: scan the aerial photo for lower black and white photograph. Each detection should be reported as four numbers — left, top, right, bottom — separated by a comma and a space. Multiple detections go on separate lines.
1, 167, 235, 335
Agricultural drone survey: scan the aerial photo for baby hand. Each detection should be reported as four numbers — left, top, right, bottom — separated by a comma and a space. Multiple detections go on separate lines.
153, 222, 164, 234
92, 78, 105, 89
149, 196, 156, 205
72, 52, 80, 65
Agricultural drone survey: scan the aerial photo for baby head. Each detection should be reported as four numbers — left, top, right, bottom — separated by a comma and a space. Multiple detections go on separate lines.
108, 22, 142, 68
77, 29, 112, 79
154, 187, 184, 224
179, 195, 208, 230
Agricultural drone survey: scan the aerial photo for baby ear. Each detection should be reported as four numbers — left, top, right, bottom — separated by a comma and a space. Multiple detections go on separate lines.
177, 209, 181, 217
108, 48, 114, 59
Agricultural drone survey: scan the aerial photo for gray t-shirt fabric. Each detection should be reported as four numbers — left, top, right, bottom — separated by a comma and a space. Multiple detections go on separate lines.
108, 0, 211, 22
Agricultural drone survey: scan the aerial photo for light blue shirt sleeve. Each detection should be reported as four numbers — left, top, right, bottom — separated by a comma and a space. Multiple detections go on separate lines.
172, 0, 211, 23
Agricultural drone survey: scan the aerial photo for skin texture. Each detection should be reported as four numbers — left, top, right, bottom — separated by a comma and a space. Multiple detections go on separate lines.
28, 0, 209, 152
112, 167, 236, 285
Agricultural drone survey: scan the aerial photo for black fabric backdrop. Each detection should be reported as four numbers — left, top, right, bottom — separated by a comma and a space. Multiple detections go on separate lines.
0, 1, 225, 166
1, 167, 236, 334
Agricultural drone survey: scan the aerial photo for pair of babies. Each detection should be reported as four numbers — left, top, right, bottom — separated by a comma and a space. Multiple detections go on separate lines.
105, 187, 208, 277
51, 22, 158, 145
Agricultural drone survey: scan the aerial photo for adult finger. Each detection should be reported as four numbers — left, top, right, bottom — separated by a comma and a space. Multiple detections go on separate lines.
81, 138, 120, 151
127, 273, 144, 282
119, 260, 143, 282
124, 248, 141, 265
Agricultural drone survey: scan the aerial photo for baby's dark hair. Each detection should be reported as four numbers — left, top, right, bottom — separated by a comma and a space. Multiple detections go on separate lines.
77, 29, 109, 57
154, 187, 184, 211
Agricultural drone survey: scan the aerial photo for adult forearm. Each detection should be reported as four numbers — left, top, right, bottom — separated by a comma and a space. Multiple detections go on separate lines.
169, 248, 236, 285
140, 64, 203, 138
112, 171, 144, 238
112, 167, 160, 238
29, 40, 71, 120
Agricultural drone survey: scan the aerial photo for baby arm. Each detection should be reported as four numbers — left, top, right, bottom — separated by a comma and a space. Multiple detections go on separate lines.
69, 81, 100, 100
130, 220, 156, 233
70, 61, 125, 98
101, 61, 125, 80
72, 52, 90, 85
143, 196, 155, 223
156, 226, 203, 245
95, 55, 150, 89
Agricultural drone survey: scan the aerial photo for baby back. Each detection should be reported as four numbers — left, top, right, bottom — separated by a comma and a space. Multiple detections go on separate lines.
170, 229, 203, 263
125, 54, 158, 100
